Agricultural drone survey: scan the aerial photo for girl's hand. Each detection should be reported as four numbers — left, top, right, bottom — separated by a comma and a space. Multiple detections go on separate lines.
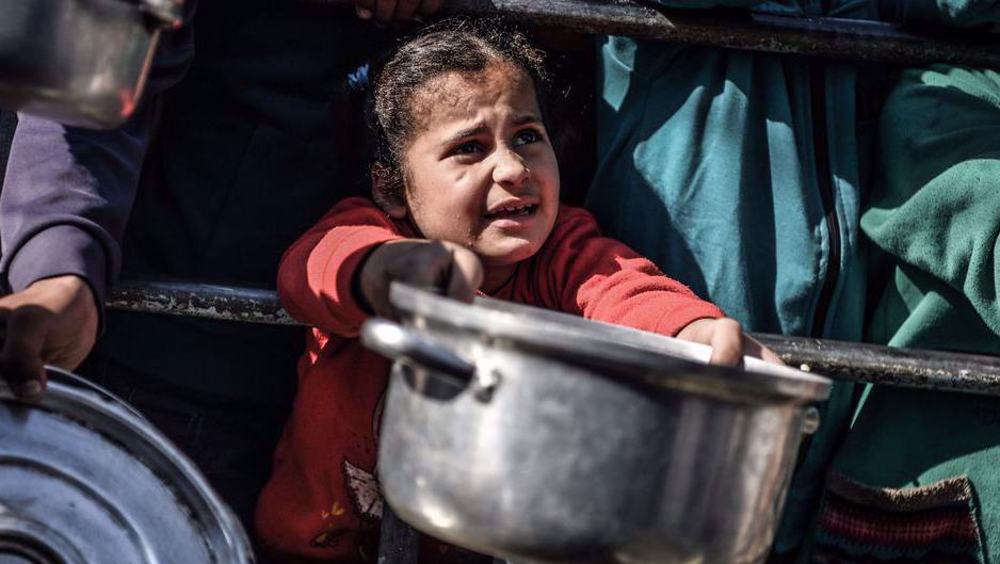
676, 318, 784, 367
353, 0, 443, 25
358, 239, 483, 319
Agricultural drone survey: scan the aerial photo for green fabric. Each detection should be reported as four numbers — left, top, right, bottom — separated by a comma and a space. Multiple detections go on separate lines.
587, 0, 877, 553
832, 66, 1000, 561
588, 0, 1000, 554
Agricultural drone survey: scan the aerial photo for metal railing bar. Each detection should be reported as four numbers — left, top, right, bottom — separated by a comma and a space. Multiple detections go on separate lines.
754, 334, 1000, 396
107, 279, 296, 326
107, 279, 1000, 397
440, 0, 1000, 67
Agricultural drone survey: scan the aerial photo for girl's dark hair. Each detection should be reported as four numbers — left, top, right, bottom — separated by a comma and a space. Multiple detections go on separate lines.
368, 18, 549, 210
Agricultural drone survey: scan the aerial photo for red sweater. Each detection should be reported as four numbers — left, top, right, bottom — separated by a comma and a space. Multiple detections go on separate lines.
255, 197, 724, 563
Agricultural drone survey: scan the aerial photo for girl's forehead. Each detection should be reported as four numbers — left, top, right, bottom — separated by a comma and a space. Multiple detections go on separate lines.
410, 64, 540, 126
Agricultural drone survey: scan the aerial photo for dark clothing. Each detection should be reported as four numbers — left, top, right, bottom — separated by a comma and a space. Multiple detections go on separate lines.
819, 65, 1000, 564
586, 0, 1000, 557
0, 0, 196, 307
3, 0, 383, 404
79, 350, 289, 546
104, 0, 382, 405
1, 0, 389, 539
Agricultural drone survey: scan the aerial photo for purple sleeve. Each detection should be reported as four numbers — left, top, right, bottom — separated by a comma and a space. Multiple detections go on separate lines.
0, 0, 198, 309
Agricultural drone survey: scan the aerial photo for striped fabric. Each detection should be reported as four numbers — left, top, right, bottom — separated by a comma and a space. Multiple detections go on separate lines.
813, 473, 984, 564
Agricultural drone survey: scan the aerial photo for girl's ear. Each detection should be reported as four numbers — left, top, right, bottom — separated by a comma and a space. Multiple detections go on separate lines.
371, 170, 408, 219
385, 204, 408, 219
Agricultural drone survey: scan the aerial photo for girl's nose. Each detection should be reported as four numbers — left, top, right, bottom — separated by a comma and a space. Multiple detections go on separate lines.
492, 148, 530, 188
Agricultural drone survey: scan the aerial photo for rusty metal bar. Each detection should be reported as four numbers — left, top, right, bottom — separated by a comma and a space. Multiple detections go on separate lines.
107, 279, 296, 326
410, 0, 1000, 67
108, 279, 1000, 397
753, 334, 1000, 396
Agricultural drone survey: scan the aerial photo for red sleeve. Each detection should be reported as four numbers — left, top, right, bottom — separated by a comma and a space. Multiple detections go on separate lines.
533, 206, 725, 337
277, 197, 406, 337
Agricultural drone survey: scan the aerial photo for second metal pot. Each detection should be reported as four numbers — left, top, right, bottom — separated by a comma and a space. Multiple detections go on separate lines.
0, 0, 182, 128
0, 366, 253, 563
363, 284, 830, 564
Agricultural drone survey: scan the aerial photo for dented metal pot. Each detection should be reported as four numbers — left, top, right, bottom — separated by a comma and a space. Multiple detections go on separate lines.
362, 284, 831, 564
0, 366, 253, 563
0, 0, 183, 128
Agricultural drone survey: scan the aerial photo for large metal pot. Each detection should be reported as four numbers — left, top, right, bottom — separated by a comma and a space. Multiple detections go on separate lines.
362, 284, 831, 564
0, 366, 253, 563
0, 0, 182, 128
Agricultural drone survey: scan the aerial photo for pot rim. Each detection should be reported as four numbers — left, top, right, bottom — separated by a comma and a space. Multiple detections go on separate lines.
390, 283, 831, 403
0, 366, 253, 562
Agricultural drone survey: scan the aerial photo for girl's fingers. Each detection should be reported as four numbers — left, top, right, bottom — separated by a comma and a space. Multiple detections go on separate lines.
445, 267, 474, 303
745, 338, 786, 366
363, 240, 450, 317
708, 318, 744, 367
395, 241, 453, 290
679, 318, 785, 368
762, 347, 785, 365
444, 246, 483, 303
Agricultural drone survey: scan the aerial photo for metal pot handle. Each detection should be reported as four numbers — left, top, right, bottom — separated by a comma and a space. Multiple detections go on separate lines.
361, 318, 475, 384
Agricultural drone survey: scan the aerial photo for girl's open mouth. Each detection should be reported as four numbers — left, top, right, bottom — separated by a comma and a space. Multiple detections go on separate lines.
484, 204, 538, 220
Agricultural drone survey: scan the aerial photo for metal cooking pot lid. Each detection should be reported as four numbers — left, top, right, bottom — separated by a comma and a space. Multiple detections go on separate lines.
0, 367, 253, 564
389, 284, 831, 403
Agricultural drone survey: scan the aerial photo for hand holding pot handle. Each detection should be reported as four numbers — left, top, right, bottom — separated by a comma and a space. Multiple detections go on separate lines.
358, 239, 483, 320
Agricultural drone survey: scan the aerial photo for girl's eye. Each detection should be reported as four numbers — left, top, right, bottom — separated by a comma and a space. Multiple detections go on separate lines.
513, 128, 543, 146
452, 141, 484, 156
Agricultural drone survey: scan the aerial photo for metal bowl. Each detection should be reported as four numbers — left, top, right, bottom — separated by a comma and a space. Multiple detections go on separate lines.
362, 284, 830, 564
0, 0, 182, 128
0, 366, 253, 563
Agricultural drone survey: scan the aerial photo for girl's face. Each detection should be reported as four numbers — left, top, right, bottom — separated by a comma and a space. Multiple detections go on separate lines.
396, 64, 560, 283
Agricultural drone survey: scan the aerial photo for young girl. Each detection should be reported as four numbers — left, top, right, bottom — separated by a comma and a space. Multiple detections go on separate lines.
255, 19, 779, 563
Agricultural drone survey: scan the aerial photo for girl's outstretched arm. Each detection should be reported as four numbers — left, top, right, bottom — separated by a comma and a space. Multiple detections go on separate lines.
532, 205, 779, 365
277, 197, 407, 337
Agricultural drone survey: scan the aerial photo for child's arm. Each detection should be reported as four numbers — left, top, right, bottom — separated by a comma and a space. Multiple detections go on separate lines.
277, 198, 407, 336
278, 198, 483, 334
535, 206, 780, 365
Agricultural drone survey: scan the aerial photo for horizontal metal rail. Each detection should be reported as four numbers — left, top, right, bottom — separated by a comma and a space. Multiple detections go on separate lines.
107, 279, 296, 326
420, 0, 1000, 67
108, 279, 1000, 397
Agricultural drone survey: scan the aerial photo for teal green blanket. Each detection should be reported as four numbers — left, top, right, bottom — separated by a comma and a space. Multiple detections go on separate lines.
587, 0, 1000, 554
830, 66, 1000, 562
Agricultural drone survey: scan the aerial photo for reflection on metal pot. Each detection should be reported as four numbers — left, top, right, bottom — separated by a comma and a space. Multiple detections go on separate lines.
0, 0, 183, 128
